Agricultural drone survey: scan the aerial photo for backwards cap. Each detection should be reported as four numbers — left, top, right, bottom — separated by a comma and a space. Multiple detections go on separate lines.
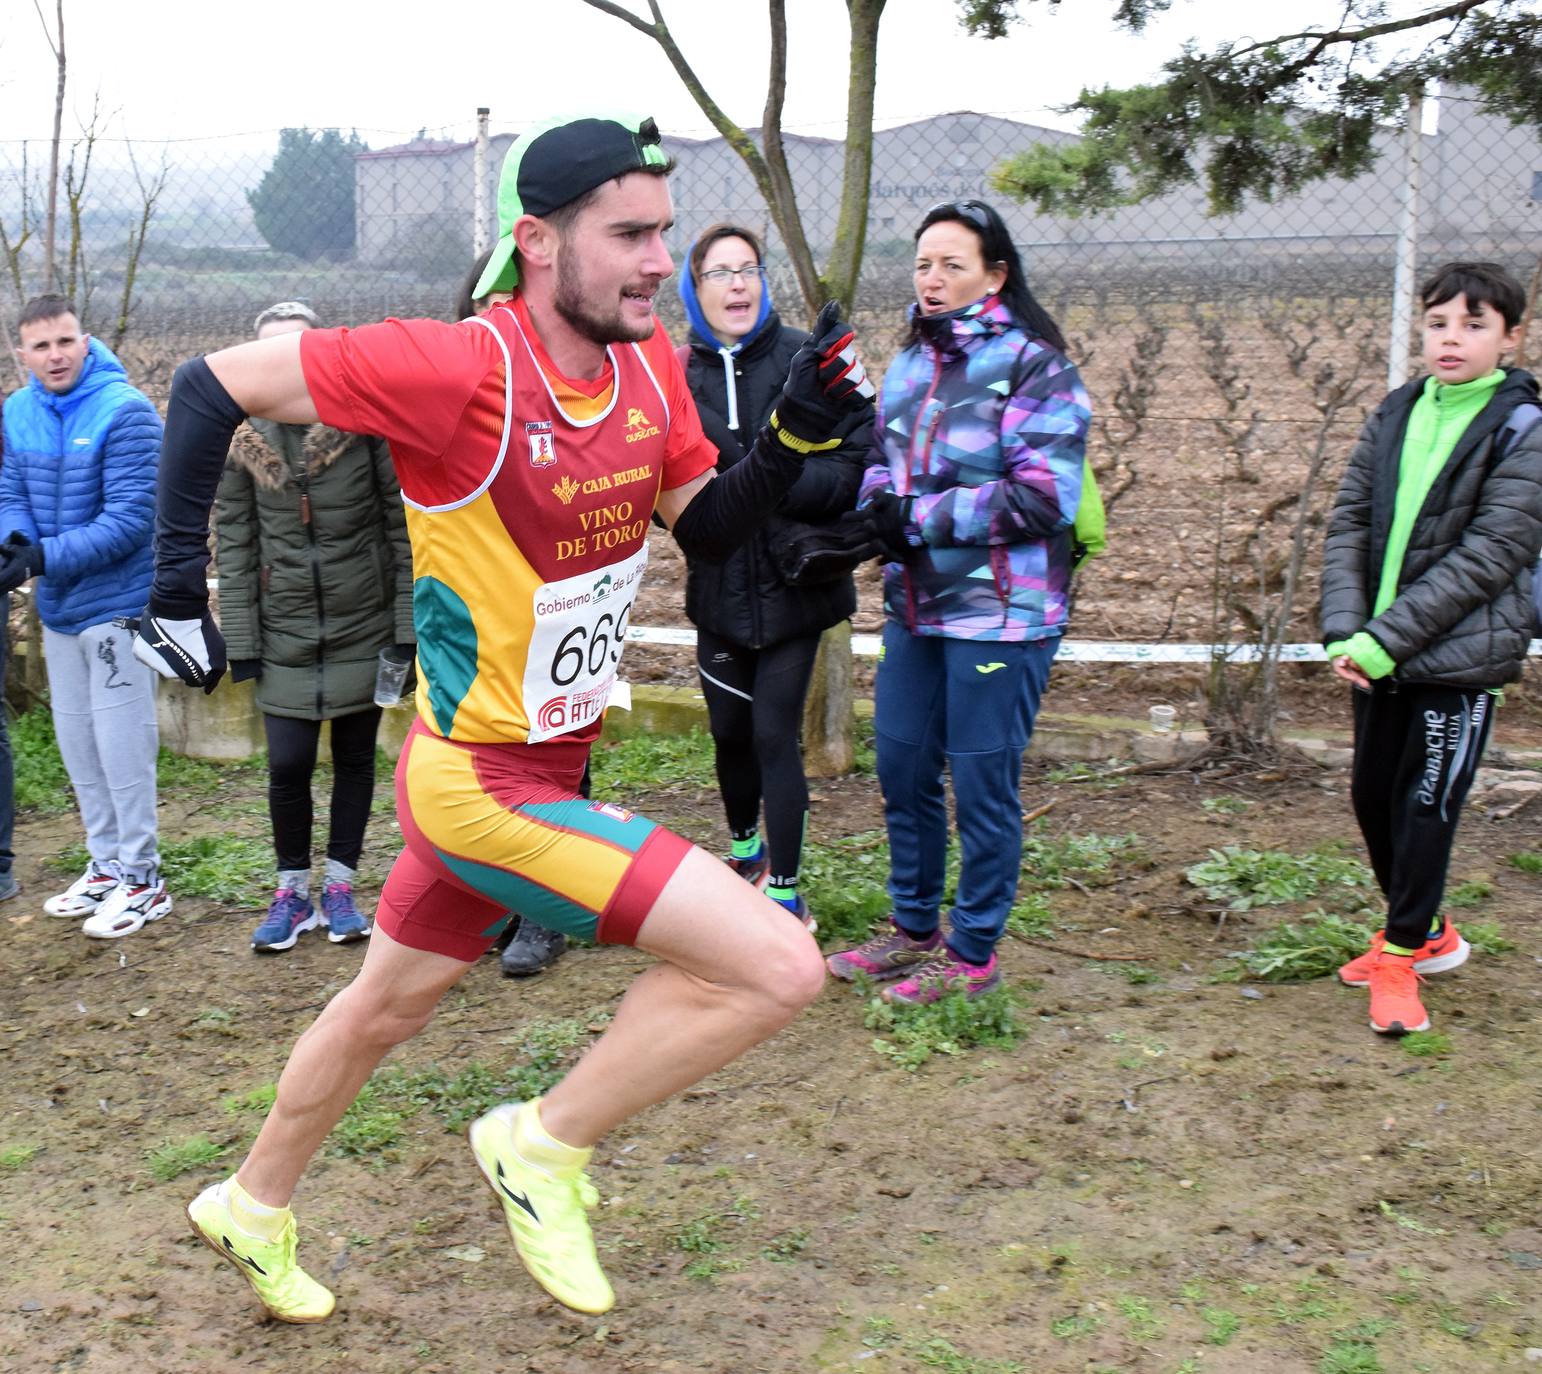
473, 112, 668, 299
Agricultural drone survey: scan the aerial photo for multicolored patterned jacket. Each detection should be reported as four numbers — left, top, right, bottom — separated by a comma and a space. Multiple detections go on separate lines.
859, 296, 1090, 641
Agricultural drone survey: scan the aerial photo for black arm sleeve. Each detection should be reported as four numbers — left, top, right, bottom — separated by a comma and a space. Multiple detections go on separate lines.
670, 426, 804, 563
150, 358, 250, 617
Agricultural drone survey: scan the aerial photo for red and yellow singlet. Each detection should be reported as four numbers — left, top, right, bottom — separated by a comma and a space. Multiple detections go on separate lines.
300, 294, 715, 749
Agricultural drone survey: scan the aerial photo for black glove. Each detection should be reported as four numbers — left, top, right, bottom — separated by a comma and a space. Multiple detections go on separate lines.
769, 302, 876, 456
391, 643, 417, 691
771, 516, 883, 586
0, 532, 44, 593
864, 491, 923, 561
126, 605, 228, 694
228, 659, 262, 683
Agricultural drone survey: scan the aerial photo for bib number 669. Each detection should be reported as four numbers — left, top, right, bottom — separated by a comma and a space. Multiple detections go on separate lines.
550, 602, 632, 687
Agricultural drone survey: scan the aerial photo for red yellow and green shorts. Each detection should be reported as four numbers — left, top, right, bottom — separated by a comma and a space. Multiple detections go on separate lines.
376, 720, 693, 963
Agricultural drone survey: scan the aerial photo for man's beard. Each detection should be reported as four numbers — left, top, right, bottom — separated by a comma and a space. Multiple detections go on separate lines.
554, 254, 655, 345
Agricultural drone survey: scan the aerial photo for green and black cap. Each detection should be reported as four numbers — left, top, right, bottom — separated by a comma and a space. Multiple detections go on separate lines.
473, 112, 669, 298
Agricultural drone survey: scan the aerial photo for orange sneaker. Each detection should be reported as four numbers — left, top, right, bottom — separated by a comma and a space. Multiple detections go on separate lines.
1338, 921, 1468, 987
1367, 953, 1430, 1035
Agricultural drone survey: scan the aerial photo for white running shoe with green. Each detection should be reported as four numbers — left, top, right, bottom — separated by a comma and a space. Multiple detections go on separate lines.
186, 1179, 335, 1323
468, 1101, 614, 1314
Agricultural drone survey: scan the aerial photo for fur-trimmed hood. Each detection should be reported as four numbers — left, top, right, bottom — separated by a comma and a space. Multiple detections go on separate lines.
226, 419, 364, 489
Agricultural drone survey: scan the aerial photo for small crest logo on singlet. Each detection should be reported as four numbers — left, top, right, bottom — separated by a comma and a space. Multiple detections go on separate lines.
551, 475, 580, 505
589, 801, 635, 824
526, 420, 557, 467
624, 407, 661, 444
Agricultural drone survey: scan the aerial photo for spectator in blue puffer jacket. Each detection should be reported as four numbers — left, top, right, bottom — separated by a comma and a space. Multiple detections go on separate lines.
0, 294, 171, 938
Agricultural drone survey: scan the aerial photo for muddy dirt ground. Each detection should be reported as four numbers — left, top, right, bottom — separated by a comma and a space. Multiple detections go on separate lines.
4, 716, 1542, 1374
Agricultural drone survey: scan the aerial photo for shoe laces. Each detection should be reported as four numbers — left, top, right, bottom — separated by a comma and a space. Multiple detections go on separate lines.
1371, 954, 1424, 993
267, 889, 307, 920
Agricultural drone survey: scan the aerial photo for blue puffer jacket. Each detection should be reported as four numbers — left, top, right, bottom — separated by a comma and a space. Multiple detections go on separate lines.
0, 337, 160, 633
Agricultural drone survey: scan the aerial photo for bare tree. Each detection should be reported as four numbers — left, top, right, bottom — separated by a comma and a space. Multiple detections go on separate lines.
33, 0, 65, 292
0, 146, 38, 387
580, 0, 1012, 319
62, 93, 101, 315
111, 140, 170, 352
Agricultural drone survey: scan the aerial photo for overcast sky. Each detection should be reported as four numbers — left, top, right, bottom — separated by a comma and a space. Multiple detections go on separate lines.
0, 0, 1413, 155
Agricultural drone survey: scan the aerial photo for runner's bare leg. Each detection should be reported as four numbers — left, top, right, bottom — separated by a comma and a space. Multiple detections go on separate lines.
538, 845, 825, 1146
236, 930, 473, 1206
234, 845, 822, 1204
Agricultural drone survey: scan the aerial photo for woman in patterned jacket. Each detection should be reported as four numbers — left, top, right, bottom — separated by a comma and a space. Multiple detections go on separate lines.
824, 199, 1091, 1003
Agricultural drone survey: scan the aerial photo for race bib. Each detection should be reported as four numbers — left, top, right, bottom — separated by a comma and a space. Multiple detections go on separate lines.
523, 544, 648, 742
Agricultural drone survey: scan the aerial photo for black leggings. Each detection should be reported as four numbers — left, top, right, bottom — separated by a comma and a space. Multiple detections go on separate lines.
696, 628, 819, 887
1350, 682, 1494, 951
263, 708, 383, 872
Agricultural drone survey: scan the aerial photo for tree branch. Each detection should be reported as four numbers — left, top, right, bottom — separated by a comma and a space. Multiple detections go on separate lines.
579, 0, 661, 36
579, 0, 824, 314
1225, 0, 1489, 65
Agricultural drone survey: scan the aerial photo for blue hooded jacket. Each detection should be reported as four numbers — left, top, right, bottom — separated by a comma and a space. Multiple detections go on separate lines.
0, 336, 161, 633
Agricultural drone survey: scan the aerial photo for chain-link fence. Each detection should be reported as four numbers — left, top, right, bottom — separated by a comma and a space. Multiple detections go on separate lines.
3, 92, 1539, 662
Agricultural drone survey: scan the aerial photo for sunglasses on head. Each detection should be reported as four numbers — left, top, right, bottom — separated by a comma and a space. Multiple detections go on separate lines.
924, 199, 992, 232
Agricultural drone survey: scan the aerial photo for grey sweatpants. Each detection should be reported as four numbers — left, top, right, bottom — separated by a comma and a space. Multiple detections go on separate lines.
43, 620, 161, 882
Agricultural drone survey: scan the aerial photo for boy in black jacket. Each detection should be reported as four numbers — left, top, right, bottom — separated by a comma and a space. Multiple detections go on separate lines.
1320, 261, 1542, 1037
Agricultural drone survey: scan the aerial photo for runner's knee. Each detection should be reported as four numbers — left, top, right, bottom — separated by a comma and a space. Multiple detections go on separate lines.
751, 926, 826, 1017
333, 982, 440, 1049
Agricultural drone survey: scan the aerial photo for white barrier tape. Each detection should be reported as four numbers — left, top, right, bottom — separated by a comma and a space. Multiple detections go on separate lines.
619, 626, 1542, 663
12, 584, 1539, 665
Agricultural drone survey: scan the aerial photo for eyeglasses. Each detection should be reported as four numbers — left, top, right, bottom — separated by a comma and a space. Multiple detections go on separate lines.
924, 199, 992, 232
699, 265, 765, 284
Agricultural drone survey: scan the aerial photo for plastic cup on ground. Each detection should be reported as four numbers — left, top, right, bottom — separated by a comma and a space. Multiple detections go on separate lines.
1148, 704, 1177, 733
374, 647, 412, 708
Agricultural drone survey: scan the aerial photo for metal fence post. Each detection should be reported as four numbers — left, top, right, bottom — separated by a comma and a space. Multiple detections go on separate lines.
474, 107, 490, 257
1386, 90, 1425, 391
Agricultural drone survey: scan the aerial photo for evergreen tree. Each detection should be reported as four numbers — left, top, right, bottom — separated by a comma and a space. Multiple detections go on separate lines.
989, 0, 1542, 215
247, 128, 366, 260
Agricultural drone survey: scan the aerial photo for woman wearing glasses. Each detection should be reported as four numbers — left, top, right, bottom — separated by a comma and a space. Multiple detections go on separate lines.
676, 223, 870, 928
825, 199, 1091, 1002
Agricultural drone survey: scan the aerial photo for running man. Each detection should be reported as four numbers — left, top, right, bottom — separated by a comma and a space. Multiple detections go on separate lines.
132, 112, 873, 1323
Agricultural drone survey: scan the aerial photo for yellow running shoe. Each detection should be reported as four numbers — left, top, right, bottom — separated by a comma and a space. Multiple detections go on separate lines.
186, 1179, 335, 1323
468, 1100, 615, 1314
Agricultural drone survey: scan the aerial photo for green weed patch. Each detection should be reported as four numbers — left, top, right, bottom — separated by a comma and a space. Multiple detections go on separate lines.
1188, 844, 1372, 910
329, 1018, 588, 1160
1226, 911, 1375, 982
12, 708, 71, 813
590, 728, 715, 795
159, 834, 275, 904
146, 1135, 226, 1182
864, 985, 1022, 1070
802, 830, 894, 947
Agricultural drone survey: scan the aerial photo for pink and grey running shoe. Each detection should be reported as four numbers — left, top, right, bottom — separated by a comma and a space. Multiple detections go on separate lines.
825, 920, 942, 982
882, 950, 1001, 1006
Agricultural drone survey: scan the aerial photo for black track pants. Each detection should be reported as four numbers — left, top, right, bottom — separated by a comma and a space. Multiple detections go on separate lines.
695, 628, 820, 887
1350, 682, 1494, 951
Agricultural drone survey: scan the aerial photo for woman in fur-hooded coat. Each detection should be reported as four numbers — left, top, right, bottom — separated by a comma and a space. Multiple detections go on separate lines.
214, 300, 415, 949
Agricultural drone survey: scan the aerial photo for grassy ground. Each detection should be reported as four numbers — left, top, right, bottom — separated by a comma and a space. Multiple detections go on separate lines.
3, 717, 1541, 1372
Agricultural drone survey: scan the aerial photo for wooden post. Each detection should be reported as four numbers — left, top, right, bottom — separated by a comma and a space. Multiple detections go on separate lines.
801, 621, 853, 777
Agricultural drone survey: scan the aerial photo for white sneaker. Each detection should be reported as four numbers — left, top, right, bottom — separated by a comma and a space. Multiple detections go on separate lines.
44, 865, 120, 917
82, 878, 173, 939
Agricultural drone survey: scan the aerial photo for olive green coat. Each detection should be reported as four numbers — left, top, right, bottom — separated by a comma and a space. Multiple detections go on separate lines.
215, 420, 414, 720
